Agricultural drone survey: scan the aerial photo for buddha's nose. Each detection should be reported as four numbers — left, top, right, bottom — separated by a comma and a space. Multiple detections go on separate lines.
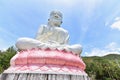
55, 15, 59, 18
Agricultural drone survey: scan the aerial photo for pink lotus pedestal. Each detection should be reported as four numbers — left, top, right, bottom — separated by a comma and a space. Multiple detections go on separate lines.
1, 48, 90, 80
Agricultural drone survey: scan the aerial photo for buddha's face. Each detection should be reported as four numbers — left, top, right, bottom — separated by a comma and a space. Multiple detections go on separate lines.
49, 11, 62, 27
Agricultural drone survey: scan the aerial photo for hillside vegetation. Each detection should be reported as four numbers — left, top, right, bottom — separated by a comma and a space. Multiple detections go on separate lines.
0, 46, 16, 73
83, 54, 120, 80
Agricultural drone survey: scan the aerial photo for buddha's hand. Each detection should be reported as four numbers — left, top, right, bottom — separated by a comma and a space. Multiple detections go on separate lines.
47, 40, 60, 45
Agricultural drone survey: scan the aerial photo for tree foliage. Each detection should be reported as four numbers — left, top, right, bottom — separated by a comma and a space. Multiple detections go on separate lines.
0, 46, 16, 73
83, 54, 120, 80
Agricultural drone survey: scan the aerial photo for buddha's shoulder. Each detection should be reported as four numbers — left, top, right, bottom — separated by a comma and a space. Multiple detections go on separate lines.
55, 27, 68, 34
40, 25, 47, 28
38, 25, 49, 31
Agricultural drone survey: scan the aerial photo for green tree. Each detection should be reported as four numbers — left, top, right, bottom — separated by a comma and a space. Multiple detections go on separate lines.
83, 54, 120, 80
0, 46, 16, 73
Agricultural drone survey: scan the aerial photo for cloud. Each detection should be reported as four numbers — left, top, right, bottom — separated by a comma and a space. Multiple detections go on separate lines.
0, 27, 18, 39
105, 42, 120, 51
110, 17, 120, 31
46, 0, 101, 13
85, 42, 120, 56
48, 0, 77, 7
0, 27, 18, 50
115, 17, 120, 21
0, 39, 9, 50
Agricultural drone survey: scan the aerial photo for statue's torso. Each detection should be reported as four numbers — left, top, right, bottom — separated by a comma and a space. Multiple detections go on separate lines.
36, 25, 69, 45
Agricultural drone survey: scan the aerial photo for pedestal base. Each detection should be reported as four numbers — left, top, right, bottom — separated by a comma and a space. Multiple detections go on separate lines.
0, 73, 90, 80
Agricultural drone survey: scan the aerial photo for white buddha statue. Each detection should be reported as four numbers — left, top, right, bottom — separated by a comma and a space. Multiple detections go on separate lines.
16, 10, 82, 55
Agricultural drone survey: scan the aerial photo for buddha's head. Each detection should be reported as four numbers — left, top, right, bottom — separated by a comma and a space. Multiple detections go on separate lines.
48, 10, 63, 27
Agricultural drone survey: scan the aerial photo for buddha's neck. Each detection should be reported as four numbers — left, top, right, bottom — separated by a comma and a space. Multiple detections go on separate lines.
47, 21, 60, 27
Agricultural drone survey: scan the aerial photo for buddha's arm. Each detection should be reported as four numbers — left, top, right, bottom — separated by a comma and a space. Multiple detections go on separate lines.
57, 30, 69, 45
64, 34, 69, 44
35, 25, 45, 40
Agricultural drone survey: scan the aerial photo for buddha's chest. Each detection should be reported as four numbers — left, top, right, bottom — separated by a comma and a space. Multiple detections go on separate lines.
39, 28, 64, 42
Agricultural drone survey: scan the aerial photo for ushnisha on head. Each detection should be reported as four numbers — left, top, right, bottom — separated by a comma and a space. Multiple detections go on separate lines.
50, 10, 63, 19
48, 10, 63, 27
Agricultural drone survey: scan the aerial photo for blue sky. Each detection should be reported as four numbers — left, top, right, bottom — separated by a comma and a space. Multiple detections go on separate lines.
0, 0, 120, 56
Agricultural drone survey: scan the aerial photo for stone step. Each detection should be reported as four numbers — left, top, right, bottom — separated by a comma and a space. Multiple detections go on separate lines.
0, 73, 90, 80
